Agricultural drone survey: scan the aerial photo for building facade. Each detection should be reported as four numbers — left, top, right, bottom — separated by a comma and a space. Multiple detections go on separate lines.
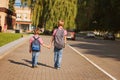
0, 0, 16, 32
14, 0, 33, 33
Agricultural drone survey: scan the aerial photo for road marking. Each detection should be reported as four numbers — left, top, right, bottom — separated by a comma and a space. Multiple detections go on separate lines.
67, 44, 117, 80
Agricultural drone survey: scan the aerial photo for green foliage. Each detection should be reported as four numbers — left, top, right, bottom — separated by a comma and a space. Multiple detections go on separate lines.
0, 33, 22, 47
21, 0, 120, 32
22, 0, 77, 31
92, 0, 120, 33
76, 0, 95, 31
8, 0, 15, 12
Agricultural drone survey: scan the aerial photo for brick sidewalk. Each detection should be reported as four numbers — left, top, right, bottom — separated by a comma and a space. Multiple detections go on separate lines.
0, 35, 112, 80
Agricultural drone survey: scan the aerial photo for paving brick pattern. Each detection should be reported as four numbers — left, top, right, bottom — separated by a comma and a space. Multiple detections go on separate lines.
0, 36, 112, 80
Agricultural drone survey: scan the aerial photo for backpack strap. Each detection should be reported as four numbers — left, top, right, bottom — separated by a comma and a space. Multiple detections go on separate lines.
33, 36, 39, 40
55, 28, 64, 35
55, 29, 58, 35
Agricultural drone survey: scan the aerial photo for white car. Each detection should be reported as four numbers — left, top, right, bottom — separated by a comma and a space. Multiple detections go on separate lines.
103, 33, 115, 40
86, 32, 95, 38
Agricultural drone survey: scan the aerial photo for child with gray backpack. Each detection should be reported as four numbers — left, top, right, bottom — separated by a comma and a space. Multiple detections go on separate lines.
50, 20, 67, 69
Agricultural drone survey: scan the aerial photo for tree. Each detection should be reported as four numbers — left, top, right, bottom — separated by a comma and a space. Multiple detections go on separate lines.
21, 0, 78, 31
75, 0, 95, 31
92, 0, 120, 33
21, 0, 120, 32
8, 0, 15, 12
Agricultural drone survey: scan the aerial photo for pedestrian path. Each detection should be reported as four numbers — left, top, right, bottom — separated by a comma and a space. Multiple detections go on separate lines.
0, 35, 112, 80
0, 35, 30, 59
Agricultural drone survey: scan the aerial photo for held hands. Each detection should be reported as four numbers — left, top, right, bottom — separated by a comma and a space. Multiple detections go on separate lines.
46, 45, 51, 49
46, 43, 52, 49
43, 43, 51, 49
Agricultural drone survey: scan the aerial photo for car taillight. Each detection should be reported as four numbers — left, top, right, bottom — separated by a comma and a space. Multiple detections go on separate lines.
71, 32, 75, 34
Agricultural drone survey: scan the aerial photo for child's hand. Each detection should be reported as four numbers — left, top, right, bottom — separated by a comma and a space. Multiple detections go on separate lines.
42, 43, 51, 49
47, 45, 51, 49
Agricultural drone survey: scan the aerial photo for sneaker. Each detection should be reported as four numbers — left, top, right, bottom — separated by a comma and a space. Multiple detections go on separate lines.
32, 66, 34, 68
32, 65, 38, 68
57, 68, 60, 70
34, 66, 38, 68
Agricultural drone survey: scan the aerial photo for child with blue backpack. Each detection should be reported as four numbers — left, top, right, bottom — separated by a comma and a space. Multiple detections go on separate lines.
29, 28, 50, 68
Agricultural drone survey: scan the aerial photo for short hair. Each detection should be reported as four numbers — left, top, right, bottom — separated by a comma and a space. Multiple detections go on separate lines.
58, 20, 64, 26
34, 28, 40, 34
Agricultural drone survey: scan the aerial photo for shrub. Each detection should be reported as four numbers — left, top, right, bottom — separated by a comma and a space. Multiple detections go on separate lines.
0, 33, 22, 47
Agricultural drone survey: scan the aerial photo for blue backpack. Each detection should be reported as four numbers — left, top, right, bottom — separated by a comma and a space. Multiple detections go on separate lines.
31, 36, 40, 51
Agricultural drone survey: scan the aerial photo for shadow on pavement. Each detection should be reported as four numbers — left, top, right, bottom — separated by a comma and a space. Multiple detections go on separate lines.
8, 59, 54, 69
69, 39, 120, 61
22, 59, 54, 69
8, 59, 31, 68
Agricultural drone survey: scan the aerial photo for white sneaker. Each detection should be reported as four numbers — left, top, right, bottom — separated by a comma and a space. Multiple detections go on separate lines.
57, 68, 60, 70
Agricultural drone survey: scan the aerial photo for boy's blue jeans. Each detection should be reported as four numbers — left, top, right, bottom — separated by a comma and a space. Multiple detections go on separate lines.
32, 51, 40, 67
54, 47, 63, 68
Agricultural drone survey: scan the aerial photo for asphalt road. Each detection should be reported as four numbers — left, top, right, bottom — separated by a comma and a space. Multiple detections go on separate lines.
67, 38, 120, 80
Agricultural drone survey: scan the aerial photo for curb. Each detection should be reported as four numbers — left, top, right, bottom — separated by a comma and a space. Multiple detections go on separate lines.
0, 35, 31, 59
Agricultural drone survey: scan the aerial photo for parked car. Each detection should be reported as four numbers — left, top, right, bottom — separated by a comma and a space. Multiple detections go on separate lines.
86, 32, 95, 38
103, 33, 115, 40
66, 30, 76, 40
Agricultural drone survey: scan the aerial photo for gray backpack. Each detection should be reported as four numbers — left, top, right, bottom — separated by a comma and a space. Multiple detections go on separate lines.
54, 29, 65, 49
